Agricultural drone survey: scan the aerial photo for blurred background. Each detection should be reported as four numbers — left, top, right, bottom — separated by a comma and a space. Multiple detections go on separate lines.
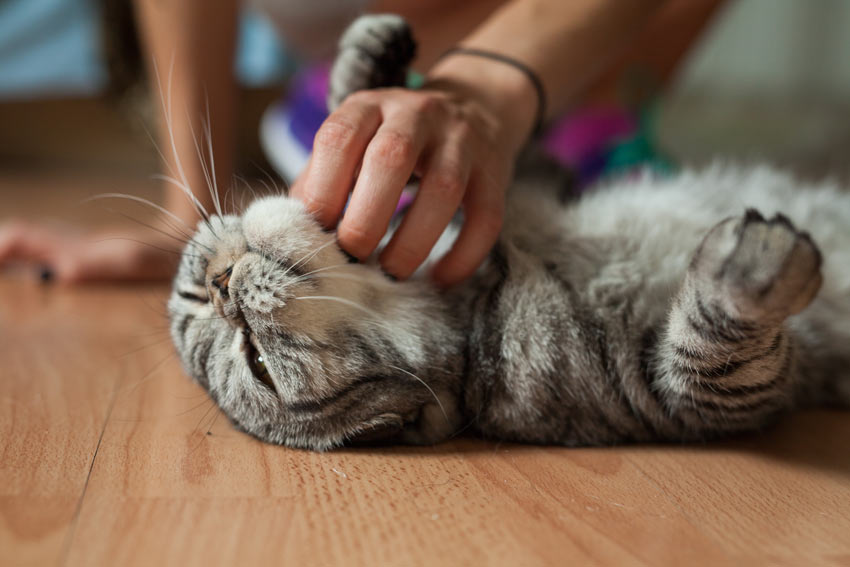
0, 0, 848, 222
0, 0, 290, 180
663, 0, 850, 178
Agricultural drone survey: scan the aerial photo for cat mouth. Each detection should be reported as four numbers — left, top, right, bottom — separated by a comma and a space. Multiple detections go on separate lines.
209, 267, 249, 330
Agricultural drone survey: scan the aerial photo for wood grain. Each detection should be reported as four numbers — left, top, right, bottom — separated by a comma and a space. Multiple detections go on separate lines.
2, 171, 850, 567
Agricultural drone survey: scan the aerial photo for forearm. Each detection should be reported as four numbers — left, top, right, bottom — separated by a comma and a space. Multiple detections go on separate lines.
428, 0, 667, 140
134, 0, 239, 225
584, 0, 725, 106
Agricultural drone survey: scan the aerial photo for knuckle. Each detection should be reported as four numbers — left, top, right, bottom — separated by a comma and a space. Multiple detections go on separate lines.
299, 191, 333, 218
453, 120, 477, 144
411, 93, 440, 115
343, 90, 376, 106
427, 169, 465, 201
314, 119, 359, 152
370, 131, 416, 165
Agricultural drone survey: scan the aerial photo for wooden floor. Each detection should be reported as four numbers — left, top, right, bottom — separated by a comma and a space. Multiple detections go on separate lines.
2, 170, 850, 567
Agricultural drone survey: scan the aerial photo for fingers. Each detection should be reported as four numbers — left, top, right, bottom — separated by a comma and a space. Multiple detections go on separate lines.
293, 96, 382, 228
59, 236, 176, 283
431, 174, 504, 288
379, 135, 470, 279
295, 87, 511, 283
0, 222, 56, 265
0, 222, 176, 284
337, 103, 430, 260
0, 222, 74, 282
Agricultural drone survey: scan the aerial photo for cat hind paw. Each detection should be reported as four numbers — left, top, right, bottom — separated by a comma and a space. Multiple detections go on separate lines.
695, 209, 823, 320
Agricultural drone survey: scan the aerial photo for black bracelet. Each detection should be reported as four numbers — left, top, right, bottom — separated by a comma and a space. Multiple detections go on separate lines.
438, 46, 547, 138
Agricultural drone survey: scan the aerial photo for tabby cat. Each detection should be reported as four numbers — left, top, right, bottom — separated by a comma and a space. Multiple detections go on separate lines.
169, 15, 850, 450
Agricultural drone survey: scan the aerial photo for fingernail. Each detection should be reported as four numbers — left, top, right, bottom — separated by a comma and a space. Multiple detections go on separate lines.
341, 249, 359, 264
381, 269, 398, 282
39, 266, 54, 284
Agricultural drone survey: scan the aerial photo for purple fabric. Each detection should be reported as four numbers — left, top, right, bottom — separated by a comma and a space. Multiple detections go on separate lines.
543, 106, 636, 164
287, 64, 331, 150
543, 106, 636, 186
395, 190, 416, 214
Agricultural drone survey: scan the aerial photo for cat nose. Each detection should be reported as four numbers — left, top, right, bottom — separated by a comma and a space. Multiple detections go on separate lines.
211, 266, 232, 297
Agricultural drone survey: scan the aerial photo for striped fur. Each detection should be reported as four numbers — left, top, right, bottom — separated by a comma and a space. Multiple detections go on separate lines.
167, 15, 850, 450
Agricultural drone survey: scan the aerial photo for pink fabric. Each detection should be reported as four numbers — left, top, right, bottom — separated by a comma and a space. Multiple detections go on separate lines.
543, 106, 636, 167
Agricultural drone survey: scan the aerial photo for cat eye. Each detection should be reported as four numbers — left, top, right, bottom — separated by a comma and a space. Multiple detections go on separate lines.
244, 333, 277, 393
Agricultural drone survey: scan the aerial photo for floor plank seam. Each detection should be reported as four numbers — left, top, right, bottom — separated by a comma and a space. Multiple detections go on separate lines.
56, 381, 120, 567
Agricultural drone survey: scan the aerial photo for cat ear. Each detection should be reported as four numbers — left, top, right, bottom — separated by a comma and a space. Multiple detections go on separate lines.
346, 413, 404, 445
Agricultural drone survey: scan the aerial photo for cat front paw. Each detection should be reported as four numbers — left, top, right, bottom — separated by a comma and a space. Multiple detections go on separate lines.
328, 15, 416, 110
694, 209, 823, 320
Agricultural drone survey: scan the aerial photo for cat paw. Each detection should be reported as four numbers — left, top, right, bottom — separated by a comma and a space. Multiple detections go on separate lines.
694, 209, 823, 320
328, 15, 416, 110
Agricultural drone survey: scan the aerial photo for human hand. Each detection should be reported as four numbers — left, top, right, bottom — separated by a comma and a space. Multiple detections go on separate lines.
291, 53, 538, 286
0, 221, 180, 283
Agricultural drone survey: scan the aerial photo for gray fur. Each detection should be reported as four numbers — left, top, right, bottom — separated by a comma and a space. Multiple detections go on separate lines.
167, 15, 850, 450
327, 13, 416, 111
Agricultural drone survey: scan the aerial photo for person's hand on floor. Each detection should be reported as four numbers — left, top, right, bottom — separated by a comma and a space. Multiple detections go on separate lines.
0, 221, 180, 283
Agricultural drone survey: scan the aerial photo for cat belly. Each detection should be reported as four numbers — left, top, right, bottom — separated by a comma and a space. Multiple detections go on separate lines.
463, 165, 850, 444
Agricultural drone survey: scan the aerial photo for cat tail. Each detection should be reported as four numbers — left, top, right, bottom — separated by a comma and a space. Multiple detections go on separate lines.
327, 14, 417, 112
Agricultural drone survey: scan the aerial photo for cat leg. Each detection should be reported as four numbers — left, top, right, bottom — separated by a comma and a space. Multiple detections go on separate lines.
652, 209, 822, 437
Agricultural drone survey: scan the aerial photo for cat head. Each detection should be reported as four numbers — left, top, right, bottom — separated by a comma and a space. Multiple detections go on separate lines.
168, 195, 464, 450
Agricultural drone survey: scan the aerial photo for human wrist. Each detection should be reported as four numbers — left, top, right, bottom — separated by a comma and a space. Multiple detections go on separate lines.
426, 49, 540, 152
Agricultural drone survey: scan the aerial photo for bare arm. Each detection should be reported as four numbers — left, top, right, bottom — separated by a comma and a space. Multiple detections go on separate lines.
436, 0, 667, 121
422, 0, 667, 283
0, 1, 240, 283
134, 0, 239, 225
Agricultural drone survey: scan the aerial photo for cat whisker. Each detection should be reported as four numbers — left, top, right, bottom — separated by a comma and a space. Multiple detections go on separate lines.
102, 208, 205, 251
232, 175, 255, 215
293, 294, 378, 316
187, 402, 221, 453
306, 272, 374, 284
387, 364, 449, 425
205, 405, 223, 435
253, 175, 275, 198
152, 57, 215, 233
295, 262, 352, 280
289, 238, 337, 274
90, 237, 201, 258
135, 105, 216, 236
293, 294, 396, 334
117, 334, 175, 358
187, 111, 219, 218
203, 93, 225, 217
150, 173, 215, 236
234, 174, 261, 213
249, 158, 289, 196
84, 193, 196, 237
184, 314, 234, 323
112, 349, 176, 399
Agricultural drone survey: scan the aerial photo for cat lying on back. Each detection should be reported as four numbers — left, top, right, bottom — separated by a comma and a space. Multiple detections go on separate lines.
169, 15, 850, 450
